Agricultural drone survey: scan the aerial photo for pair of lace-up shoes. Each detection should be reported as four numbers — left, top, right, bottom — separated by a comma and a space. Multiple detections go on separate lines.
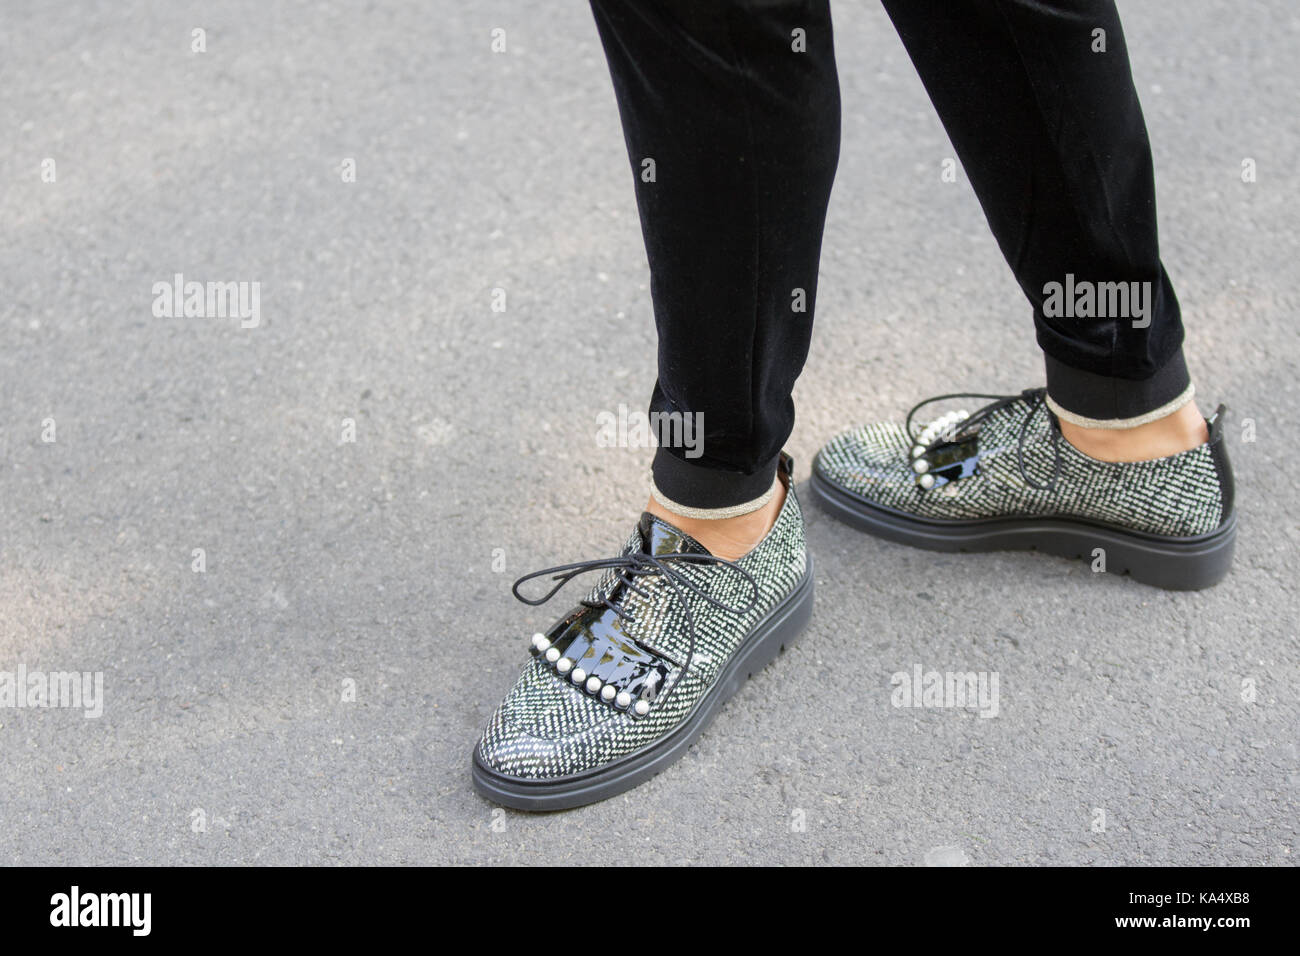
472, 387, 1237, 810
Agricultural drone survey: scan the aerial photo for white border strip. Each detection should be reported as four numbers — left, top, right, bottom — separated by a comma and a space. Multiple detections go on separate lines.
1046, 383, 1195, 429
650, 477, 777, 520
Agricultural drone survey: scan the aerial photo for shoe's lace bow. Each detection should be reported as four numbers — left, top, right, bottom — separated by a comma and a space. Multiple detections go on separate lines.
512, 547, 760, 713
904, 386, 1062, 492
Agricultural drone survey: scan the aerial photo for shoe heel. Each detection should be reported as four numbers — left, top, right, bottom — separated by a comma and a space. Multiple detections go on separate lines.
1081, 514, 1237, 591
720, 559, 814, 700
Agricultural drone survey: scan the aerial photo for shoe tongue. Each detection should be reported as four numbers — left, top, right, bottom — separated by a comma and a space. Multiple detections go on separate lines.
636, 512, 712, 557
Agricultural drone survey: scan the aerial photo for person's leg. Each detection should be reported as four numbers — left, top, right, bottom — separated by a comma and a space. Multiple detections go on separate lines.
880, 0, 1202, 459
810, 0, 1234, 589
473, 0, 836, 809
590, 0, 841, 557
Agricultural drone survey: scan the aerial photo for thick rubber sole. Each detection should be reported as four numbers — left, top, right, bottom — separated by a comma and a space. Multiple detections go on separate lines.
471, 558, 815, 811
809, 469, 1235, 591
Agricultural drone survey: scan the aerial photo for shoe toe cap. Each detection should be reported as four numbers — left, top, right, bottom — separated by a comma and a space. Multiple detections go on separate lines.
816, 422, 914, 497
475, 659, 630, 780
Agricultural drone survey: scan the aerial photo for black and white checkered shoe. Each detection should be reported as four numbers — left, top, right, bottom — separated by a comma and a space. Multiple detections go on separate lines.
811, 388, 1236, 590
472, 454, 813, 810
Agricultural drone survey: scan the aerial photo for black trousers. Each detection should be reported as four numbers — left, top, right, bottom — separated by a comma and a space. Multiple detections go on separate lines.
590, 0, 1191, 512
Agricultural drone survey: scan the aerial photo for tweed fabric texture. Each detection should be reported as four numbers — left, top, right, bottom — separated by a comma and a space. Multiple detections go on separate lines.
477, 484, 808, 780
815, 394, 1226, 537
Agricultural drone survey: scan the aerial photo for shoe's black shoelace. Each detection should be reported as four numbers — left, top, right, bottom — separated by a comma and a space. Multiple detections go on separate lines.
512, 548, 760, 709
904, 386, 1062, 492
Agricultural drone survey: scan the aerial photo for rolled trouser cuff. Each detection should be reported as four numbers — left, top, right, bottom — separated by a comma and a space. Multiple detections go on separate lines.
650, 447, 780, 518
1044, 351, 1194, 429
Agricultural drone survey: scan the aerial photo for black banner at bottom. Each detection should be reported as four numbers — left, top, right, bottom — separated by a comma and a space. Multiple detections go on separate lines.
0, 865, 1279, 942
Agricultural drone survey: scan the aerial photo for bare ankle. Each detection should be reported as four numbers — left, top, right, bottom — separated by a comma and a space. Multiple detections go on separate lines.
1059, 401, 1208, 463
645, 480, 786, 561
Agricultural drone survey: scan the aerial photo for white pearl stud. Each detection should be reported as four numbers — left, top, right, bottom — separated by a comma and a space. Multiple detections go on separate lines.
600, 685, 616, 702
545, 647, 561, 663
615, 691, 632, 709
531, 633, 549, 651
912, 458, 929, 474
557, 657, 573, 674
571, 667, 586, 684
586, 676, 602, 694
918, 474, 935, 490
633, 699, 651, 716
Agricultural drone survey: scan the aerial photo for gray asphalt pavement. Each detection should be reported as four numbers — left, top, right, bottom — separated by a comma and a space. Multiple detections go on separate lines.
1, 1, 1297, 865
